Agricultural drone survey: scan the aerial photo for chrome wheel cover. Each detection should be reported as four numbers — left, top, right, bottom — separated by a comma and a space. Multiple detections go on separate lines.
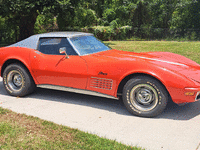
130, 84, 159, 112
7, 70, 23, 92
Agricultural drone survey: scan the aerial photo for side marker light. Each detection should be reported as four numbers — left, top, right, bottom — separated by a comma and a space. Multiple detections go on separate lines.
185, 92, 195, 96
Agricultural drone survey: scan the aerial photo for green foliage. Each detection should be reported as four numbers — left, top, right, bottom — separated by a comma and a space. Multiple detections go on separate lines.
170, 0, 200, 39
74, 8, 97, 27
132, 1, 151, 27
83, 25, 132, 41
57, 11, 74, 30
0, 0, 78, 40
0, 0, 57, 40
102, 8, 116, 25
102, 3, 131, 26
110, 19, 120, 29
0, 0, 199, 43
55, 0, 77, 30
79, 0, 112, 18
0, 16, 17, 45
34, 11, 56, 34
149, 0, 177, 28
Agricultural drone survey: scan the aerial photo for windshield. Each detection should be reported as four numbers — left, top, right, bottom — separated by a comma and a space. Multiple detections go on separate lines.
69, 36, 110, 55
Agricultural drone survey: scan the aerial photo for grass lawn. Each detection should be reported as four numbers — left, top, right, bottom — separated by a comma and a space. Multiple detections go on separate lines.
0, 107, 142, 149
104, 41, 200, 64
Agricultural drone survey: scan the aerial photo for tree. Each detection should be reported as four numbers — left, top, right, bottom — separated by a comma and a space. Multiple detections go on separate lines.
34, 9, 56, 33
73, 8, 97, 27
55, 0, 81, 30
150, 0, 179, 29
130, 1, 151, 38
0, 0, 75, 41
170, 0, 200, 39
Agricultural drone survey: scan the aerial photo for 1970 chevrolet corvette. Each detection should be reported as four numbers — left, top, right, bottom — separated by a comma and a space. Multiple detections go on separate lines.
0, 32, 200, 117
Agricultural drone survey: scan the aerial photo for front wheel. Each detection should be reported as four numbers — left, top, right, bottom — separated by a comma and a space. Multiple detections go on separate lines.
3, 63, 35, 97
122, 76, 168, 117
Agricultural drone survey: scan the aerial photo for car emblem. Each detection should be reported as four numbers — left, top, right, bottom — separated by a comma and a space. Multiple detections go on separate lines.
98, 71, 107, 75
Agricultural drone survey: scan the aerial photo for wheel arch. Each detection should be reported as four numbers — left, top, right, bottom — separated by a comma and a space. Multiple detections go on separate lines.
117, 73, 172, 100
1, 59, 36, 84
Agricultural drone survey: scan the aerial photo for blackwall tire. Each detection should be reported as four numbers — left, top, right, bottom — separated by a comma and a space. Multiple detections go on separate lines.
3, 63, 35, 97
122, 76, 168, 117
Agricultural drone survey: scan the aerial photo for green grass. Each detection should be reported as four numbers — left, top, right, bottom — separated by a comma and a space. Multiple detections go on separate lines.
104, 41, 200, 64
0, 107, 142, 149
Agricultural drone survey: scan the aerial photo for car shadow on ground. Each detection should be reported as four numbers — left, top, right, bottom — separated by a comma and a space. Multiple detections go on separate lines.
159, 101, 200, 120
0, 81, 199, 120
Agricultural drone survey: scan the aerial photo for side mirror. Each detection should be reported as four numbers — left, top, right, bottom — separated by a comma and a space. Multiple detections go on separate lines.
59, 47, 69, 59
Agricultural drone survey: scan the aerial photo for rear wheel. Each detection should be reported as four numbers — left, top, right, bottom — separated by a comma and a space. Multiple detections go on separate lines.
122, 76, 168, 117
3, 63, 35, 97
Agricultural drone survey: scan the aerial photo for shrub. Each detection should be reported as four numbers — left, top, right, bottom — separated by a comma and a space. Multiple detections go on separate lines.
82, 26, 132, 41
74, 8, 97, 27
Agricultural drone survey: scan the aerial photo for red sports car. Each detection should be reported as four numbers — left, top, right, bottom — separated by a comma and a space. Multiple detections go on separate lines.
0, 32, 200, 117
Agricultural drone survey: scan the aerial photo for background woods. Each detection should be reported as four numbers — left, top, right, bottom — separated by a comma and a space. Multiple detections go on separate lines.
0, 0, 199, 45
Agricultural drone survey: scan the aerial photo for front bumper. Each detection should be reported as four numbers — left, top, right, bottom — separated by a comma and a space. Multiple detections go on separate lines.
185, 88, 200, 102
195, 91, 200, 101
169, 87, 200, 104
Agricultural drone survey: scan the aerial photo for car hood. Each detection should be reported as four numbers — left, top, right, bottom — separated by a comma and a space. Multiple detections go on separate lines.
96, 50, 200, 83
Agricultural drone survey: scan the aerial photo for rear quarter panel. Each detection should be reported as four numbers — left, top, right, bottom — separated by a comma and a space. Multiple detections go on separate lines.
0, 47, 38, 83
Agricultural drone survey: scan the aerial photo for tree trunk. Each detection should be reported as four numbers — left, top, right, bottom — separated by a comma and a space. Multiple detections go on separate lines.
18, 13, 38, 41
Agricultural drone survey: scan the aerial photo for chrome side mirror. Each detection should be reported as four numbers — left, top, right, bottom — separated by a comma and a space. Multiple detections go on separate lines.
59, 47, 69, 59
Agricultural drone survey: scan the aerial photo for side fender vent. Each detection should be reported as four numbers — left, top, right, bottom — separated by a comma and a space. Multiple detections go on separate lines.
90, 77, 113, 90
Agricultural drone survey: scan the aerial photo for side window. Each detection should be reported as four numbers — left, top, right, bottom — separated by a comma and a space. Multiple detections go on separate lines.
38, 38, 78, 55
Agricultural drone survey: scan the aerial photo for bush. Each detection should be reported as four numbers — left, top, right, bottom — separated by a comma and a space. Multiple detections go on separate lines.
82, 26, 132, 41
34, 13, 56, 34
0, 17, 17, 45
74, 8, 97, 27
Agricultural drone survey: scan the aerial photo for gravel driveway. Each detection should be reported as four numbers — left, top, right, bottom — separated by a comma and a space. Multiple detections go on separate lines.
0, 77, 200, 150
